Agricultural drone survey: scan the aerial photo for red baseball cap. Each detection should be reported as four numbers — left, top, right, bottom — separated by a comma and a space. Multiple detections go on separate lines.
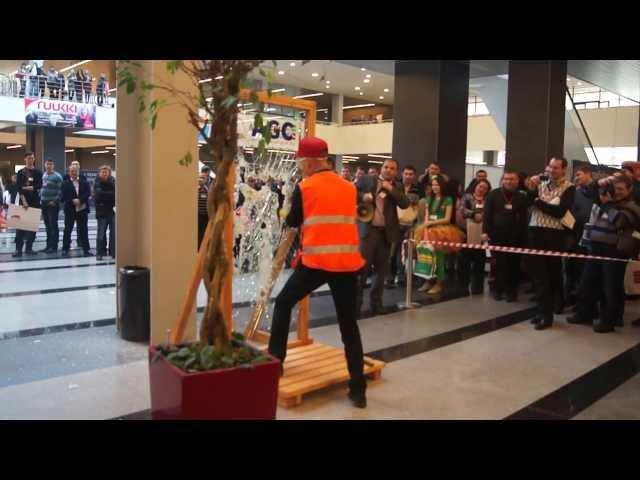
295, 136, 329, 159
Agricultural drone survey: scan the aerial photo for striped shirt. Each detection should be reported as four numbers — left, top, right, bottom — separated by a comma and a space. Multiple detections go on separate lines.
41, 171, 63, 203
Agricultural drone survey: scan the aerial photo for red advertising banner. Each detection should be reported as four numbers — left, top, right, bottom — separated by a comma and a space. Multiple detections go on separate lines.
24, 98, 96, 129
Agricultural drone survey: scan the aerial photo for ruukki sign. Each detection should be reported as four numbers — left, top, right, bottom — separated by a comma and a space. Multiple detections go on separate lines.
24, 98, 96, 129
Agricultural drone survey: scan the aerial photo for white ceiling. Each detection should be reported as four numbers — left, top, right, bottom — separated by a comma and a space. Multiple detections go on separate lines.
255, 60, 395, 105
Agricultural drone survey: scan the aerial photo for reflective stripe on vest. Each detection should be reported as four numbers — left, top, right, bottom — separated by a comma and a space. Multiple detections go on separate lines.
302, 244, 361, 255
303, 215, 357, 228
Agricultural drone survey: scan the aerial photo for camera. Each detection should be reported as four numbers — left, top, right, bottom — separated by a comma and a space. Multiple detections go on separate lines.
539, 173, 550, 182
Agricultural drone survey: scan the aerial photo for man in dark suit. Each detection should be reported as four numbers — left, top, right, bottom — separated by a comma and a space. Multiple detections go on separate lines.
355, 158, 409, 316
61, 165, 93, 257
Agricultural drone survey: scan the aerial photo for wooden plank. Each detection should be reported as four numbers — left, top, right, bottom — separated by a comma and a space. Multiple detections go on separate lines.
296, 296, 310, 343
280, 367, 351, 396
280, 357, 347, 386
282, 350, 345, 373
284, 344, 336, 362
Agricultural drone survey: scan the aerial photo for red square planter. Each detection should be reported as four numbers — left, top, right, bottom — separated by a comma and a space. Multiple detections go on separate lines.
148, 343, 281, 420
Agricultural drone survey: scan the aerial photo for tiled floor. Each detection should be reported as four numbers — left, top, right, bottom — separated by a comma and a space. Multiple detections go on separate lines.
2, 249, 640, 420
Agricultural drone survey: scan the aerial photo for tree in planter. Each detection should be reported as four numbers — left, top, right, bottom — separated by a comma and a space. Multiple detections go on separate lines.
118, 60, 285, 368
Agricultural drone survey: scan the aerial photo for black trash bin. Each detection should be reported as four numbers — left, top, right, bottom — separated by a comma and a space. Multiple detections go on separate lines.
117, 266, 150, 342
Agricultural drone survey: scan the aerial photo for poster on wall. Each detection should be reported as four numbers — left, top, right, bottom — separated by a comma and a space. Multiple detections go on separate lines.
198, 111, 301, 152
24, 98, 96, 129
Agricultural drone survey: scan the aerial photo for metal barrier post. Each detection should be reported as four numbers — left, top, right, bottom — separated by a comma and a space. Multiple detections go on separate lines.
398, 239, 420, 310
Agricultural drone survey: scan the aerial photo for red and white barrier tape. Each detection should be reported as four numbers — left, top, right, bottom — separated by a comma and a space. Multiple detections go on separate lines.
411, 240, 637, 264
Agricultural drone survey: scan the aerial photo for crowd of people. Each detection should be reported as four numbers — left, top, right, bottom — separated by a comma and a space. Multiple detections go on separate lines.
334, 156, 640, 332
1, 153, 116, 260
13, 61, 111, 106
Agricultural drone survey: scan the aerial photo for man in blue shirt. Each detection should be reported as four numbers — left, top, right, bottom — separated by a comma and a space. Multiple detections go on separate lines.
40, 158, 63, 253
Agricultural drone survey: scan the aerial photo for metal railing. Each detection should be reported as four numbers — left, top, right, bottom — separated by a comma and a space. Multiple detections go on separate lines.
1, 72, 114, 107
397, 238, 420, 310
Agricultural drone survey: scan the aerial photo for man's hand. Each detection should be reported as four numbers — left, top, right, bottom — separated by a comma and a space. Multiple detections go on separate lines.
529, 175, 541, 190
380, 180, 393, 192
72, 199, 80, 206
363, 193, 374, 203
48, 201, 56, 207
481, 233, 490, 243
599, 191, 613, 204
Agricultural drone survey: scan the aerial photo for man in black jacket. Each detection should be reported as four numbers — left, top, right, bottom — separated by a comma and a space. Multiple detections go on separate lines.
93, 165, 115, 260
355, 158, 409, 316
482, 170, 529, 302
61, 165, 93, 256
13, 152, 43, 257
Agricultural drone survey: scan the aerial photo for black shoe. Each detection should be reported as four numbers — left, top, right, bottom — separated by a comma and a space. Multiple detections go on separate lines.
25, 250, 37, 255
535, 320, 553, 330
61, 250, 69, 257
554, 304, 565, 315
11, 251, 22, 258
567, 315, 589, 325
614, 318, 623, 328
492, 292, 503, 301
38, 247, 49, 253
505, 293, 517, 303
84, 251, 94, 257
348, 390, 367, 409
370, 304, 387, 316
97, 255, 103, 261
593, 322, 615, 333
530, 316, 542, 325
471, 289, 484, 295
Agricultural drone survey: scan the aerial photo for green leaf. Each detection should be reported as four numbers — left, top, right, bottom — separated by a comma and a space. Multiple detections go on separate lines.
184, 356, 197, 370
180, 151, 193, 167
258, 68, 266, 78
176, 347, 191, 359
231, 331, 245, 342
150, 113, 158, 130
254, 113, 263, 129
249, 91, 259, 105
166, 60, 183, 75
251, 355, 272, 365
221, 95, 238, 110
137, 96, 146, 113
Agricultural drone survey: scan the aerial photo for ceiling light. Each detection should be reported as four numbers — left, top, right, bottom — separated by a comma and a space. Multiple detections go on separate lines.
359, 92, 364, 95
354, 86, 361, 91
108, 87, 117, 93
290, 62, 296, 67
317, 108, 329, 113
312, 72, 319, 77
65, 149, 75, 153
369, 160, 383, 164
105, 146, 116, 150
293, 92, 324, 99
577, 82, 582, 86
6, 145, 23, 150
366, 74, 372, 78
361, 68, 366, 71
367, 154, 393, 159
271, 88, 286, 93
325, 80, 331, 84
244, 109, 256, 113
59, 60, 91, 73
379, 96, 384, 100
91, 150, 110, 154
383, 88, 389, 93
363, 79, 370, 83
325, 85, 331, 89
199, 78, 212, 83
342, 103, 376, 110
342, 155, 360, 159
278, 70, 285, 75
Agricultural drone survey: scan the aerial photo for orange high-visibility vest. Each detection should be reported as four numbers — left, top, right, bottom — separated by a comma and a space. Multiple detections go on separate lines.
300, 170, 365, 272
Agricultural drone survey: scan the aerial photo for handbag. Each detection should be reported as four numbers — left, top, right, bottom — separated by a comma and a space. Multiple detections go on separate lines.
414, 242, 437, 279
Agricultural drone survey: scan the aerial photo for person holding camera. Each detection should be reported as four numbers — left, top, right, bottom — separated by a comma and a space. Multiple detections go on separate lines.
568, 175, 640, 332
526, 157, 576, 330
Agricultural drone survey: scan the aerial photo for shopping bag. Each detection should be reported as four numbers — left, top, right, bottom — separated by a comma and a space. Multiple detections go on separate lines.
0, 206, 6, 230
624, 261, 640, 296
6, 204, 41, 232
414, 241, 437, 279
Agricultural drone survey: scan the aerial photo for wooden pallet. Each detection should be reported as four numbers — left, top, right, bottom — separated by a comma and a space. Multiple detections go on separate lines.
276, 343, 385, 408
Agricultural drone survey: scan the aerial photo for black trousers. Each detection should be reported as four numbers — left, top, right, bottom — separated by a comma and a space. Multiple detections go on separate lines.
63, 208, 90, 252
97, 214, 115, 256
493, 243, 521, 297
357, 227, 391, 312
527, 228, 566, 322
42, 202, 60, 251
576, 243, 626, 327
15, 229, 36, 252
389, 225, 410, 281
268, 265, 366, 394
464, 249, 486, 293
